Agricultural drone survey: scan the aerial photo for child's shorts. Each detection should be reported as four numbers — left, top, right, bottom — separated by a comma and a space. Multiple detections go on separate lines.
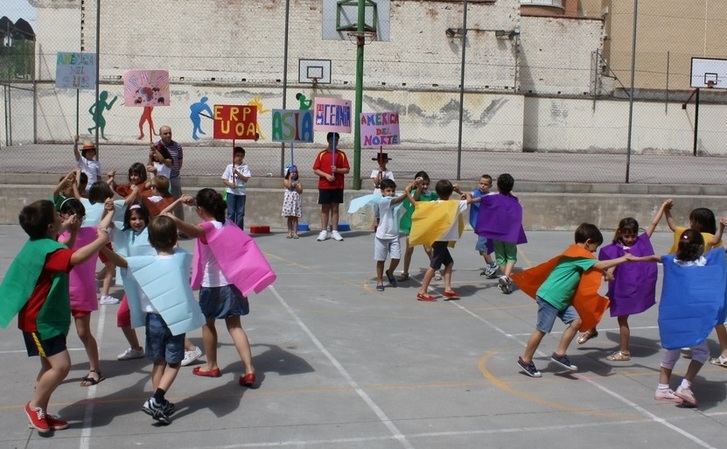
494, 240, 517, 265
374, 236, 401, 261
23, 331, 67, 358
145, 313, 185, 364
430, 241, 453, 270
535, 296, 579, 333
199, 285, 250, 320
475, 235, 489, 253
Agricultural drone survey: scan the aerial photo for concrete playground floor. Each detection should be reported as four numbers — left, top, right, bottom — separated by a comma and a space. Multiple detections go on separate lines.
0, 226, 726, 449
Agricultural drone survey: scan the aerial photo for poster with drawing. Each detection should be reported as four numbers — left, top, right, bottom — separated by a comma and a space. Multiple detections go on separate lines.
122, 70, 170, 107
55, 52, 97, 90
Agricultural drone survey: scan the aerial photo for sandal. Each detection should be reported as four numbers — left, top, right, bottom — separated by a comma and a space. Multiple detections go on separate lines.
80, 370, 105, 387
709, 355, 727, 367
577, 329, 598, 345
397, 272, 410, 282
416, 292, 437, 302
442, 290, 460, 300
286, 232, 293, 239
606, 351, 631, 361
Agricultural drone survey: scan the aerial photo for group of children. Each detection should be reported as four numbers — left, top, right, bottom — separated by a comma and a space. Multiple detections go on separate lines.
0, 137, 277, 433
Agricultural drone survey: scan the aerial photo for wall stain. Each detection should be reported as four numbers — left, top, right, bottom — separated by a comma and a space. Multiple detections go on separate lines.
364, 94, 508, 127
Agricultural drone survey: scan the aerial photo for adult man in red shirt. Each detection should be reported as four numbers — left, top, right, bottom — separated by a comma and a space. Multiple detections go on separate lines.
312, 132, 350, 241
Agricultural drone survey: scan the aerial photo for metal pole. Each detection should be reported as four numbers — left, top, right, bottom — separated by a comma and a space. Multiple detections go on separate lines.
33, 80, 37, 143
4, 85, 8, 146
8, 86, 12, 146
280, 0, 290, 177
456, 0, 468, 181
665, 51, 670, 114
693, 87, 700, 156
352, 0, 366, 190
625, 0, 638, 184
94, 0, 101, 154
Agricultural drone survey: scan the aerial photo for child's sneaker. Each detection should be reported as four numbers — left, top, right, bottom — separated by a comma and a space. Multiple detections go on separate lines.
142, 397, 174, 425
99, 295, 120, 305
481, 262, 499, 278
675, 385, 697, 407
517, 357, 542, 378
316, 230, 329, 241
385, 270, 398, 287
45, 414, 69, 430
330, 230, 344, 241
434, 270, 443, 281
498, 276, 513, 294
117, 347, 145, 361
24, 402, 50, 434
654, 388, 683, 404
550, 353, 577, 371
181, 346, 203, 367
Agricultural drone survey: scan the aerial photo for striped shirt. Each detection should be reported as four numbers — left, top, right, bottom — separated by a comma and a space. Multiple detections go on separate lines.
156, 140, 183, 179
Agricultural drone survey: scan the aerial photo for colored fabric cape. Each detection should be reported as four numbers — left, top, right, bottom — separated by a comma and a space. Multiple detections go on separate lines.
65, 227, 99, 312
658, 249, 727, 350
126, 249, 205, 335
0, 239, 71, 339
399, 191, 437, 236
79, 198, 126, 227
113, 227, 155, 287
475, 193, 527, 244
598, 233, 657, 317
348, 193, 379, 214
511, 244, 608, 332
469, 190, 483, 229
191, 221, 277, 296
409, 200, 464, 247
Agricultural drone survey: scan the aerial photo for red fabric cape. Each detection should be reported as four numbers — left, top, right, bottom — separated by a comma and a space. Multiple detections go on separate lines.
510, 244, 609, 332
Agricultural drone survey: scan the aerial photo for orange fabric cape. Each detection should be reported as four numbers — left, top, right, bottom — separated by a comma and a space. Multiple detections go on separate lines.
510, 244, 609, 332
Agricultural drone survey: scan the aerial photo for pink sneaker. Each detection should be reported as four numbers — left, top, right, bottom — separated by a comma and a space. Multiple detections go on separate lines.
654, 388, 683, 404
675, 385, 697, 407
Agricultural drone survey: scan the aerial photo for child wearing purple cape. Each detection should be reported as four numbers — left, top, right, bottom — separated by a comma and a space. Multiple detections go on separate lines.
576, 205, 667, 360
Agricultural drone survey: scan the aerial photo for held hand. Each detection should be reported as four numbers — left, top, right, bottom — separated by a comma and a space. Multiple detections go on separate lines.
146, 164, 156, 173
104, 198, 114, 211
96, 227, 109, 242
180, 194, 195, 205
662, 199, 673, 210
719, 217, 727, 227
604, 271, 615, 281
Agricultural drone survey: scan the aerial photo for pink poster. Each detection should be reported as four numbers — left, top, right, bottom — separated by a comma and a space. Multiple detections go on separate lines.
122, 70, 170, 107
361, 112, 400, 147
313, 97, 352, 133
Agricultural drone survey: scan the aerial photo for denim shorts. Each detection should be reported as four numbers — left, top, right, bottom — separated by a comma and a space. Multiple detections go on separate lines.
475, 235, 489, 253
199, 285, 250, 320
535, 296, 579, 334
145, 313, 185, 364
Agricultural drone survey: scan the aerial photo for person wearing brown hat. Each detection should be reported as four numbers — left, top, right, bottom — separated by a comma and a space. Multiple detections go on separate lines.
73, 135, 102, 192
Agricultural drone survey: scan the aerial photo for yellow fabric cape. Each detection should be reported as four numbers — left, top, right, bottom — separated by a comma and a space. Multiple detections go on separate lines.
409, 200, 464, 247
510, 244, 609, 332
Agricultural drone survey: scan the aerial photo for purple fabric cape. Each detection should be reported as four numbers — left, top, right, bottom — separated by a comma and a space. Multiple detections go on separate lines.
474, 193, 527, 244
598, 233, 657, 317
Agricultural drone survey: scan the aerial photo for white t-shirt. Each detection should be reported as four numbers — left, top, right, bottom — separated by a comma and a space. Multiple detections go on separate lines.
370, 169, 395, 194
674, 256, 707, 267
201, 221, 229, 287
375, 196, 401, 240
154, 162, 172, 179
222, 164, 251, 195
440, 200, 469, 242
77, 156, 101, 191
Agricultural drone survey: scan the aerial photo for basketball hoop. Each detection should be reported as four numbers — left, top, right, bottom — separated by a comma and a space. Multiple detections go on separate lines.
345, 30, 377, 45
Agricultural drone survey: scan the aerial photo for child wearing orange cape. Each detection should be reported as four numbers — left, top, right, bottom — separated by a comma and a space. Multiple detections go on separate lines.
513, 223, 649, 377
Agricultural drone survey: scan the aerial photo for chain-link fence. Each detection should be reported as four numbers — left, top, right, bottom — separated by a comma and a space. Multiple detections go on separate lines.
1, 0, 726, 186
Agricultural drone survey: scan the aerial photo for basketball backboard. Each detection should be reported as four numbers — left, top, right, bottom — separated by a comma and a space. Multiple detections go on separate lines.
299, 59, 332, 84
690, 57, 727, 89
322, 0, 390, 42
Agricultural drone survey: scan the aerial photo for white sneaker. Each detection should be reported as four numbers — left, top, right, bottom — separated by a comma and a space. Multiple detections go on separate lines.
180, 346, 203, 367
434, 270, 443, 281
331, 230, 344, 241
675, 385, 697, 407
117, 347, 145, 360
99, 295, 120, 305
654, 388, 683, 404
316, 230, 329, 241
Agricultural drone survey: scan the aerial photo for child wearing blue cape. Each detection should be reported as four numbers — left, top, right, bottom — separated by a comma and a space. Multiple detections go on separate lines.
649, 229, 727, 407
470, 174, 498, 278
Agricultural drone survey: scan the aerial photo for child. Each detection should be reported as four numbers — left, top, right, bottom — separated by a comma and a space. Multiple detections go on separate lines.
58, 197, 113, 386
410, 180, 477, 301
576, 202, 669, 353
0, 200, 109, 434
142, 175, 176, 218
370, 152, 394, 229
222, 146, 252, 230
147, 142, 172, 180
313, 132, 350, 242
282, 165, 303, 239
112, 203, 154, 361
653, 230, 727, 407
373, 179, 411, 291
398, 171, 438, 282
470, 174, 498, 278
512, 223, 646, 377
108, 162, 151, 199
475, 173, 527, 294
163, 189, 276, 387
662, 201, 727, 367
103, 215, 206, 424
53, 170, 87, 208
73, 136, 101, 192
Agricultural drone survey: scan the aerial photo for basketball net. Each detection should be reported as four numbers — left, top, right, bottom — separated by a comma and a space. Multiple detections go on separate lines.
707, 80, 716, 88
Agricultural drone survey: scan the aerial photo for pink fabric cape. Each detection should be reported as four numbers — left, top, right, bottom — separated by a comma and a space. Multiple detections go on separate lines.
191, 221, 277, 296
61, 227, 99, 312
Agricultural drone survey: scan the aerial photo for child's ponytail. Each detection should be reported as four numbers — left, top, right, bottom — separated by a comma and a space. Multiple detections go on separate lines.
195, 188, 227, 222
676, 229, 705, 262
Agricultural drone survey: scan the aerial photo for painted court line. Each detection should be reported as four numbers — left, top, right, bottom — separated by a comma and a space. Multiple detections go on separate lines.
450, 301, 719, 449
78, 305, 107, 449
269, 285, 415, 449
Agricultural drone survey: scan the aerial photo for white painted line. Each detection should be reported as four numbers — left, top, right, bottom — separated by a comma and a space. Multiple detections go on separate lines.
450, 301, 718, 449
268, 285, 414, 449
78, 305, 107, 449
508, 325, 659, 337
0, 347, 85, 355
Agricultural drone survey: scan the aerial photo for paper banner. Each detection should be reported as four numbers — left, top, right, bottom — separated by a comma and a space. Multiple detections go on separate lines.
271, 109, 314, 143
361, 112, 400, 147
55, 52, 97, 90
314, 97, 352, 133
122, 70, 170, 107
213, 104, 258, 140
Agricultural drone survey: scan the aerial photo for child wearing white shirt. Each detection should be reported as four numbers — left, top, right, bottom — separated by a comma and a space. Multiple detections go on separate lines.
221, 147, 251, 230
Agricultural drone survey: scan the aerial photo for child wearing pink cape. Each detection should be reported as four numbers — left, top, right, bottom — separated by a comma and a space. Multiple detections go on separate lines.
58, 198, 114, 386
163, 189, 276, 387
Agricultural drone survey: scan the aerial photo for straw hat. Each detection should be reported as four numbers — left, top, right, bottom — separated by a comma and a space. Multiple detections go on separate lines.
81, 140, 96, 151
372, 152, 392, 161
